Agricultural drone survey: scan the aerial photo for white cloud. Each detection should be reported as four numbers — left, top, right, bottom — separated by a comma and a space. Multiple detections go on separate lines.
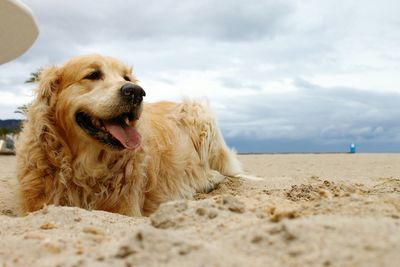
1, 0, 400, 151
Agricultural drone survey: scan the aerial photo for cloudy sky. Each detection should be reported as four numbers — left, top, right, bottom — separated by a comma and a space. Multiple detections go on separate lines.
1, 0, 400, 152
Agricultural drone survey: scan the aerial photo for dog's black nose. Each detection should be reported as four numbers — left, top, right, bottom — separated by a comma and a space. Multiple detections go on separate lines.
120, 83, 146, 104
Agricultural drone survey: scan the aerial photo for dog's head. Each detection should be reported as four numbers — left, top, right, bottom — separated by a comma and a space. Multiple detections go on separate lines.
36, 54, 145, 151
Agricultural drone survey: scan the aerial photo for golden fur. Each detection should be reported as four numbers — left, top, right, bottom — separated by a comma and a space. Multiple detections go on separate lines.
16, 54, 242, 216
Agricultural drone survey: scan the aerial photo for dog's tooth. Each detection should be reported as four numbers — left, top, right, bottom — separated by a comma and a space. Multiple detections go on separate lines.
124, 116, 130, 125
93, 119, 101, 128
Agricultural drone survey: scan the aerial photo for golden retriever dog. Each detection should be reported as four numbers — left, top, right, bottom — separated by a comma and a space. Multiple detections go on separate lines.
16, 54, 243, 216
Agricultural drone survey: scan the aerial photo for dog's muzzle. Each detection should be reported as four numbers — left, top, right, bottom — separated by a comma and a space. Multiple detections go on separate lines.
75, 84, 146, 151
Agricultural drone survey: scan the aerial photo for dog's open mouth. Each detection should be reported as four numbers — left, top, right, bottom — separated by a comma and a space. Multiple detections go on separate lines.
75, 111, 141, 150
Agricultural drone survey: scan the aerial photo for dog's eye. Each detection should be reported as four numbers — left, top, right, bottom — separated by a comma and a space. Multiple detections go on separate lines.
84, 70, 103, 80
123, 75, 131, 81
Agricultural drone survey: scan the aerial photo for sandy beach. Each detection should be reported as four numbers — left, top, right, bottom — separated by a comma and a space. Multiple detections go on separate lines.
0, 154, 399, 267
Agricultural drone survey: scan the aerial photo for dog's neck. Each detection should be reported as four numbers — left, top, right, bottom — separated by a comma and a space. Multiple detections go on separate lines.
71, 148, 130, 179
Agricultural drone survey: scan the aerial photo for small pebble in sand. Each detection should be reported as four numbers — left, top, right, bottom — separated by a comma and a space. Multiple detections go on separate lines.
270, 208, 299, 222
196, 207, 206, 216
222, 194, 245, 213
40, 223, 56, 230
82, 226, 104, 235
207, 209, 218, 219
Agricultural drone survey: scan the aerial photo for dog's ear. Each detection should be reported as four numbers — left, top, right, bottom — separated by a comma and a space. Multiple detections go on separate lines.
27, 65, 72, 169
36, 66, 61, 104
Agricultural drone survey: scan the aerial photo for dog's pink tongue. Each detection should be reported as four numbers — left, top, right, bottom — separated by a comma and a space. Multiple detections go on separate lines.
104, 123, 141, 150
